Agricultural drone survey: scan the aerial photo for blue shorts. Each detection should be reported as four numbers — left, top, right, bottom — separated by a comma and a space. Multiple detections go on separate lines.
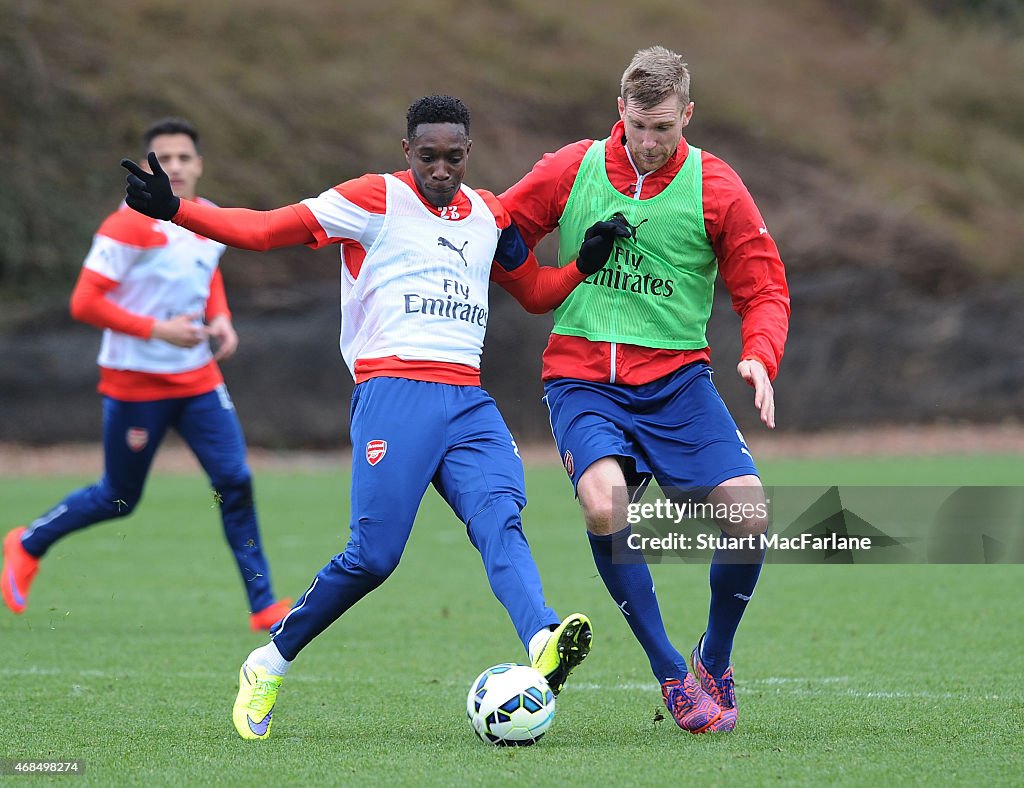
543, 362, 758, 499
347, 377, 526, 561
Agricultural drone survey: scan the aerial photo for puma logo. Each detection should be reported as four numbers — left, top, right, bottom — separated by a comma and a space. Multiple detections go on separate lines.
438, 236, 468, 265
610, 211, 649, 240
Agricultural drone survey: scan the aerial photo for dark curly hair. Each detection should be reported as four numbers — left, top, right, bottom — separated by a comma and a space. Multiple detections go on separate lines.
406, 95, 470, 140
143, 117, 200, 152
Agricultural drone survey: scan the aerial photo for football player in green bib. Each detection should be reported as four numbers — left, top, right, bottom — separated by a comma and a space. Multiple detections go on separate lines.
498, 46, 791, 733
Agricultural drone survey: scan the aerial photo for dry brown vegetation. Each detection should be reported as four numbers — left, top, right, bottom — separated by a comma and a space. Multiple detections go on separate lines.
3, 0, 1023, 444
2, 0, 1023, 300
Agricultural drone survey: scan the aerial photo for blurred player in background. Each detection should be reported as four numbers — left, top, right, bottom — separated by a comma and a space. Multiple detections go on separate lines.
500, 46, 791, 733
122, 95, 624, 740
1, 118, 291, 632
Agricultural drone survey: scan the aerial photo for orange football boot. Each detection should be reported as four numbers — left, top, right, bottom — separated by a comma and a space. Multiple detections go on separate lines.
249, 598, 293, 632
2, 527, 40, 614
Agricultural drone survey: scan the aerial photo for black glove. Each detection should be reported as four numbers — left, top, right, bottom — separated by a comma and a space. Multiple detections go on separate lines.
120, 152, 180, 220
575, 214, 635, 275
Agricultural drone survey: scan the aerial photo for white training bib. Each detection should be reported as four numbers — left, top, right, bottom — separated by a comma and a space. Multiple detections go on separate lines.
85, 214, 226, 373
335, 175, 500, 377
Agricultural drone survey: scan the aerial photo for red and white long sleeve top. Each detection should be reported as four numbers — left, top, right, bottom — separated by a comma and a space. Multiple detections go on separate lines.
499, 120, 791, 384
70, 201, 229, 400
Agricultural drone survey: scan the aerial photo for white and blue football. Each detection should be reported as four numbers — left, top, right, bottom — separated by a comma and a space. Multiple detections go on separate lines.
466, 663, 556, 745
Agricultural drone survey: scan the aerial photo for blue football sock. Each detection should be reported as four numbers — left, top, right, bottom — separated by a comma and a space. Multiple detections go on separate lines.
588, 527, 688, 683
701, 539, 765, 676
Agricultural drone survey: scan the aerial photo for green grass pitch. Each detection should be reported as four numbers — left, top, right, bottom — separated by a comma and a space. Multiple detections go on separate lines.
2, 454, 1022, 785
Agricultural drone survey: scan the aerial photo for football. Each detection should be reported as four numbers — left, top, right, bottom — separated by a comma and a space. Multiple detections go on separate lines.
466, 663, 556, 745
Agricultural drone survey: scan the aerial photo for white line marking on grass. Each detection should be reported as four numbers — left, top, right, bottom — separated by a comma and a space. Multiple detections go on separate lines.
752, 676, 854, 685
0, 668, 1011, 702
570, 677, 855, 691
571, 679, 1007, 702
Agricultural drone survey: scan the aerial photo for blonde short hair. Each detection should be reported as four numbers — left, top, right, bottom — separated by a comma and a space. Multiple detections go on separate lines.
620, 46, 690, 109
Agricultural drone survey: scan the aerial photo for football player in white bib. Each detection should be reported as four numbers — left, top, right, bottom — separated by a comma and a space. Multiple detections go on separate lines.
122, 95, 629, 739
2, 119, 291, 632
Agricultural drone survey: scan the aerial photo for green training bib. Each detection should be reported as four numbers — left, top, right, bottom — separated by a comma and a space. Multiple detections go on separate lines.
554, 138, 717, 349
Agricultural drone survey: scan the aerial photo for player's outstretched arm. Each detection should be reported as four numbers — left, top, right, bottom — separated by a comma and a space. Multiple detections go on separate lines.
120, 154, 316, 250
495, 216, 632, 313
495, 251, 584, 314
